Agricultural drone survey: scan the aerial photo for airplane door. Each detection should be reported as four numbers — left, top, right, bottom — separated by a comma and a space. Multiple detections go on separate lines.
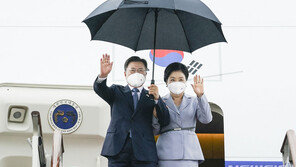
196, 102, 225, 167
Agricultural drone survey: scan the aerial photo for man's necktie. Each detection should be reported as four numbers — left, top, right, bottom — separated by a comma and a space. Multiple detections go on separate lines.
130, 88, 139, 138
132, 88, 139, 111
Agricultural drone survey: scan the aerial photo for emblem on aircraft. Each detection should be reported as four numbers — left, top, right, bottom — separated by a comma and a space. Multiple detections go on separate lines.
48, 99, 83, 134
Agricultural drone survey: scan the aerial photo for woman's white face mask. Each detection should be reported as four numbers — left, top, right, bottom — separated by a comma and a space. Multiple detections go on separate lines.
167, 82, 186, 95
126, 73, 146, 87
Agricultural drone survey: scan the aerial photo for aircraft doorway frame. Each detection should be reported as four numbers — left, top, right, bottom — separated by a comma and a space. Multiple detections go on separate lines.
197, 102, 225, 167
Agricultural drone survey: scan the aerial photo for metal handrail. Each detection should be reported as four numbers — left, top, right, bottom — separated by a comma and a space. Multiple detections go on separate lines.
281, 129, 296, 166
32, 111, 46, 167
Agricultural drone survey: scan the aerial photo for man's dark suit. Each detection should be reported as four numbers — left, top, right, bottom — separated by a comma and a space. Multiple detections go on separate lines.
93, 78, 170, 163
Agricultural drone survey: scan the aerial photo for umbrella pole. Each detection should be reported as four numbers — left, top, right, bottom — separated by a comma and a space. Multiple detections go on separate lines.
151, 8, 158, 85
151, 49, 155, 84
149, 9, 158, 100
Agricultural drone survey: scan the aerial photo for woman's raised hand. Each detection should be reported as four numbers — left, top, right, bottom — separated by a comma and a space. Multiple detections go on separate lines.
191, 75, 204, 98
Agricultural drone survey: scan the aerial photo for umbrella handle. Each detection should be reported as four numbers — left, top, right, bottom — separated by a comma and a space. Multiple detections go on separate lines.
149, 80, 155, 100
151, 79, 155, 85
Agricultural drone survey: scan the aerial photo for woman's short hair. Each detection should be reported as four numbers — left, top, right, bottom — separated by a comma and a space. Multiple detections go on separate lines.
164, 62, 189, 83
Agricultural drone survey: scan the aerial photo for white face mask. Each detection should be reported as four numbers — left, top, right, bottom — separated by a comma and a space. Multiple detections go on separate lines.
126, 73, 146, 88
167, 82, 186, 95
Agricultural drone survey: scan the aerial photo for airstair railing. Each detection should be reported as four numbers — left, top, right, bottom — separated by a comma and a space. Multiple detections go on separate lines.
281, 129, 296, 167
31, 111, 46, 167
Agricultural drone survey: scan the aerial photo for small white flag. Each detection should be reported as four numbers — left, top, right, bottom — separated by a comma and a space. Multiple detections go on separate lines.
51, 130, 64, 167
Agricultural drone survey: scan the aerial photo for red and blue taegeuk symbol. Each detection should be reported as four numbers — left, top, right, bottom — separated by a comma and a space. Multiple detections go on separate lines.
149, 50, 184, 67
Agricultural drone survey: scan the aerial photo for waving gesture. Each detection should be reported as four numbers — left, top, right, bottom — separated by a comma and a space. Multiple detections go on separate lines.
100, 54, 113, 78
191, 75, 204, 98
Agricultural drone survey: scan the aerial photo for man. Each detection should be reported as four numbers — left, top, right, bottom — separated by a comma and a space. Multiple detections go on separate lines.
94, 54, 170, 167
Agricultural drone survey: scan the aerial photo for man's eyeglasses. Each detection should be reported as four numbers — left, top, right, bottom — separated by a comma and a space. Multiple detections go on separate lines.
127, 68, 148, 74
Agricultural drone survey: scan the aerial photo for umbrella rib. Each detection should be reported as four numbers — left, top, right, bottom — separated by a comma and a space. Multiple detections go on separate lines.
135, 8, 150, 51
211, 21, 227, 42
174, 10, 192, 53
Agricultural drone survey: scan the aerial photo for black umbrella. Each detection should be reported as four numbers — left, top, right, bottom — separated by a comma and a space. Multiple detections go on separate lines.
83, 0, 226, 84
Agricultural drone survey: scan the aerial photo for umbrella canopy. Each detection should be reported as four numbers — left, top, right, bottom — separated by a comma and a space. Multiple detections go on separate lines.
83, 0, 227, 84
83, 0, 226, 53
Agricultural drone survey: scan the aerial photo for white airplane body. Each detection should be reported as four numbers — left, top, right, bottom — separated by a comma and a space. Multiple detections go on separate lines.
1, 0, 296, 166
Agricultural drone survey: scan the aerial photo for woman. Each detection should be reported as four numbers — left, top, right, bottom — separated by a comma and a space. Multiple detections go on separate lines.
153, 62, 212, 167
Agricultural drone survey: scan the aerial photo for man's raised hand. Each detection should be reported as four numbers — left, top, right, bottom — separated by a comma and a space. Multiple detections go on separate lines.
100, 54, 113, 78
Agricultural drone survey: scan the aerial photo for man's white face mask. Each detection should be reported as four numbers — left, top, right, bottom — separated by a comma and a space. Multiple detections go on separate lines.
126, 73, 146, 88
167, 82, 186, 95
